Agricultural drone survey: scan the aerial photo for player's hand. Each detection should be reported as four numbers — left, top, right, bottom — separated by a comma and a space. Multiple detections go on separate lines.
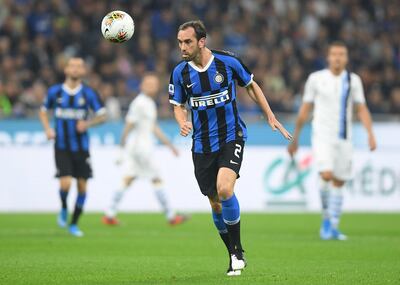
287, 140, 298, 157
45, 128, 56, 140
76, 120, 89, 133
368, 134, 377, 151
179, 121, 192, 137
268, 115, 293, 140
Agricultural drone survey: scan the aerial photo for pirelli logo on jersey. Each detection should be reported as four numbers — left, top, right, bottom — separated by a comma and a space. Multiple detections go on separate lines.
190, 90, 230, 109
55, 108, 87, 120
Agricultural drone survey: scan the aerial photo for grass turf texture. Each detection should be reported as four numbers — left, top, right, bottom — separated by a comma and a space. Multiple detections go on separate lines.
0, 213, 399, 285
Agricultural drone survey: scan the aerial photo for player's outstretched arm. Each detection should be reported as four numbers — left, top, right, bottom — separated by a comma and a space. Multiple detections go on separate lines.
38, 109, 55, 140
245, 81, 292, 140
76, 112, 107, 133
356, 103, 377, 151
287, 103, 313, 157
173, 105, 192, 137
154, 124, 179, 156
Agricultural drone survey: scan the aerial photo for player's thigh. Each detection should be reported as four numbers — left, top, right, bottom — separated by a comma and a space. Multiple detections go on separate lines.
72, 151, 93, 179
192, 152, 219, 197
216, 167, 237, 199
217, 140, 245, 178
55, 150, 73, 178
312, 140, 335, 173
333, 141, 353, 181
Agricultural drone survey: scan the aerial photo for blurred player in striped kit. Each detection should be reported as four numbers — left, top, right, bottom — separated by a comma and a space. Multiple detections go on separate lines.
288, 42, 377, 240
39, 57, 107, 237
102, 73, 188, 226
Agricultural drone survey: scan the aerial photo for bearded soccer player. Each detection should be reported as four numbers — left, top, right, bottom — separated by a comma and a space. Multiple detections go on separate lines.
288, 42, 377, 240
39, 57, 107, 237
169, 20, 292, 276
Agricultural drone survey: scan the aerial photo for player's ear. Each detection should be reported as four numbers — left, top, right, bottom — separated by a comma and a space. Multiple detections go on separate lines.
198, 37, 206, 49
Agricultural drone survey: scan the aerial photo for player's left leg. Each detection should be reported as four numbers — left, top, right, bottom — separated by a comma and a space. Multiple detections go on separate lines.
216, 167, 245, 271
151, 178, 187, 226
68, 178, 87, 237
329, 177, 347, 240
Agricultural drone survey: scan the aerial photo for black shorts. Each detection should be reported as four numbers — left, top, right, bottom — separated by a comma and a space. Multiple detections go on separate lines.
192, 140, 245, 197
55, 150, 92, 179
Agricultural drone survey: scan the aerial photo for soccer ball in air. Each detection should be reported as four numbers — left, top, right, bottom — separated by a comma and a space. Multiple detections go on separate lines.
101, 11, 134, 43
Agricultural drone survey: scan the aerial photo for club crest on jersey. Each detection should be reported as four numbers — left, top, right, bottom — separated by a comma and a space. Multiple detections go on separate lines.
190, 90, 230, 108
78, 97, 86, 106
214, 72, 224, 84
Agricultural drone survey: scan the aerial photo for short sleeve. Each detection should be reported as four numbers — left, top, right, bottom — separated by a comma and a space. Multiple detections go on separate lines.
230, 57, 254, 87
169, 68, 187, 105
86, 87, 106, 115
351, 74, 366, 104
41, 86, 58, 111
303, 74, 316, 103
125, 100, 140, 123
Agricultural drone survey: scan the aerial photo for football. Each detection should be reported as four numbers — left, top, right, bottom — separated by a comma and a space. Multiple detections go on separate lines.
101, 10, 134, 43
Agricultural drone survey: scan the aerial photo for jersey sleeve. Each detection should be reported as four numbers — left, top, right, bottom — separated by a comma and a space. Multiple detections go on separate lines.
351, 74, 366, 104
169, 68, 187, 105
303, 74, 316, 103
86, 87, 106, 115
41, 86, 57, 111
230, 57, 254, 87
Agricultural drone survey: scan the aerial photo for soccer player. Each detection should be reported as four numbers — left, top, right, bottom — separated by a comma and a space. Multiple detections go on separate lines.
39, 57, 107, 237
288, 42, 377, 240
169, 20, 292, 276
102, 73, 187, 226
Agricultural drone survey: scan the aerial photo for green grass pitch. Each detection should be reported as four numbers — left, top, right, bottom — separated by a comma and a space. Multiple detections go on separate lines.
1, 213, 399, 285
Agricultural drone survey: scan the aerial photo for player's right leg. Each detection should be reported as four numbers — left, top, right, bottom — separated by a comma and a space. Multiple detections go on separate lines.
103, 176, 134, 225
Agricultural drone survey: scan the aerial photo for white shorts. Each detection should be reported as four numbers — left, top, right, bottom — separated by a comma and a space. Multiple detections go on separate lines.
312, 139, 353, 181
123, 151, 160, 179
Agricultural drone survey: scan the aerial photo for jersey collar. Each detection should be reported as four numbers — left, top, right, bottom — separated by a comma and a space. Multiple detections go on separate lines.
62, 83, 83, 95
188, 55, 214, 72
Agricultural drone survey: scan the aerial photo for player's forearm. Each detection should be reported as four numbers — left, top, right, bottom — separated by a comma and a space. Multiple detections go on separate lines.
38, 110, 51, 131
292, 104, 311, 142
357, 104, 374, 137
247, 81, 275, 119
120, 123, 134, 147
87, 113, 107, 128
173, 105, 188, 127
154, 124, 172, 147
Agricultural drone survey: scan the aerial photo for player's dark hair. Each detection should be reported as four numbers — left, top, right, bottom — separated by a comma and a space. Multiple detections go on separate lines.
178, 20, 207, 40
329, 41, 348, 50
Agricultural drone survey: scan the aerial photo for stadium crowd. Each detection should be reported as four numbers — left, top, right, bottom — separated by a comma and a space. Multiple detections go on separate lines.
0, 0, 399, 119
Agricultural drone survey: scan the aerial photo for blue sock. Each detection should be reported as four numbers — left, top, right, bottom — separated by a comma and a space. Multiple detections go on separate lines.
212, 211, 228, 234
76, 193, 87, 208
59, 190, 68, 209
221, 194, 240, 225
221, 194, 243, 253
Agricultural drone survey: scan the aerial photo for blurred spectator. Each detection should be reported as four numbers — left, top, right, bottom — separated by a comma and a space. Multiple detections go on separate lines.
0, 0, 399, 119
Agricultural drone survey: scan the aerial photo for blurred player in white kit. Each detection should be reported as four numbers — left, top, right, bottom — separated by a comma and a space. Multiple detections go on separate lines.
102, 73, 187, 226
288, 42, 377, 240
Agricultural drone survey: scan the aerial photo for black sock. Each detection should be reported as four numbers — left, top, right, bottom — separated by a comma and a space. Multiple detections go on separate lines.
226, 221, 243, 254
219, 232, 233, 255
71, 206, 83, 225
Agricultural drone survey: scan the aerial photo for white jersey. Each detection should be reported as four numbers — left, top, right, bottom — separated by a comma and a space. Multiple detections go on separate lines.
125, 93, 157, 154
303, 69, 366, 142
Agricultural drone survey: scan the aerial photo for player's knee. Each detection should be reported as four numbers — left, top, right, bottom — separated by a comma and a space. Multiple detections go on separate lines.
60, 177, 72, 190
152, 178, 163, 187
216, 183, 233, 200
320, 172, 333, 182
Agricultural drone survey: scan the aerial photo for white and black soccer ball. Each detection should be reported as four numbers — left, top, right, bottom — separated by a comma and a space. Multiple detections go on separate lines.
101, 10, 134, 43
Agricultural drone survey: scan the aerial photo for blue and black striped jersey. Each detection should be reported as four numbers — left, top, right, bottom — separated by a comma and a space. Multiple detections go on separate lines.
42, 83, 105, 152
169, 50, 253, 153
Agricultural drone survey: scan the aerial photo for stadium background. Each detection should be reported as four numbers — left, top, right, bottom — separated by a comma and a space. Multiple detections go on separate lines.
0, 1, 399, 284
